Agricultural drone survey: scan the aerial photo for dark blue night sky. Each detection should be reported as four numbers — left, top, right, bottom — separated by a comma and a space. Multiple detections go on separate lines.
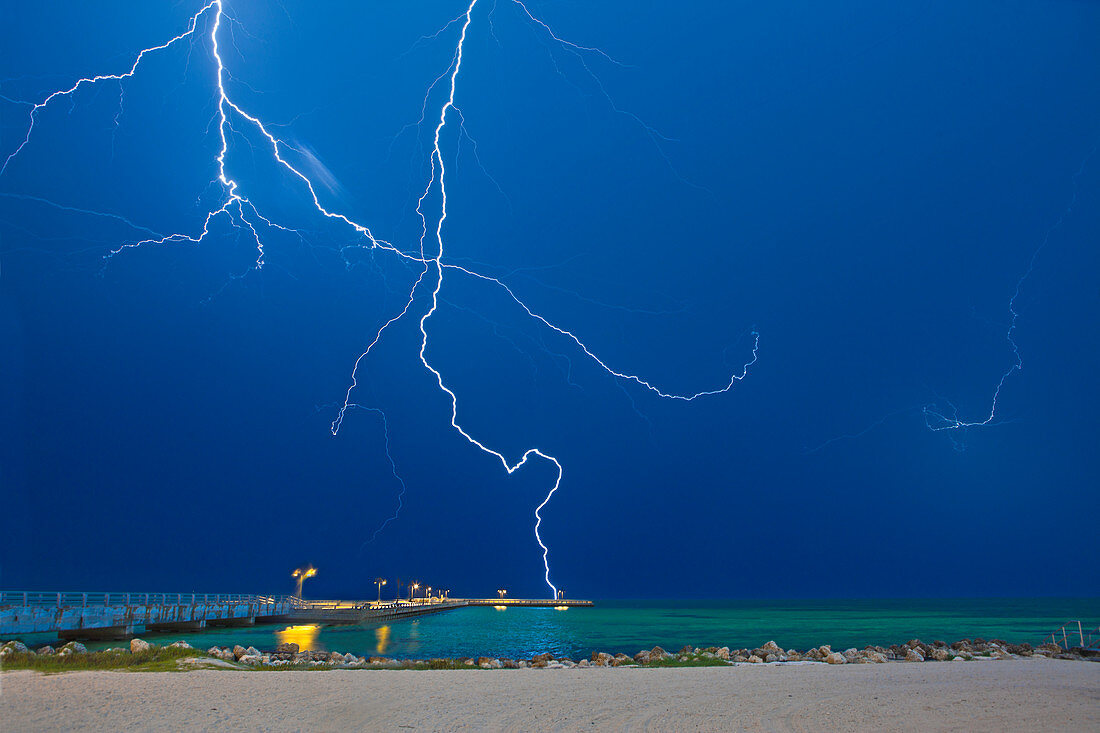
1, 1, 1098, 600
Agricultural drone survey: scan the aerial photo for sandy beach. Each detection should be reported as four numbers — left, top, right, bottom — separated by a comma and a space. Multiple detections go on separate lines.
2, 658, 1097, 732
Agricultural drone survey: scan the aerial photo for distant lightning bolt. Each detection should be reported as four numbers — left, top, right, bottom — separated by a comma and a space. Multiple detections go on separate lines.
2, 1, 760, 597
923, 144, 1097, 435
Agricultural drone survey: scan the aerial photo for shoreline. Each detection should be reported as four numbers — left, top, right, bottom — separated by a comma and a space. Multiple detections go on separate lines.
3, 658, 1098, 731
4, 636, 1097, 672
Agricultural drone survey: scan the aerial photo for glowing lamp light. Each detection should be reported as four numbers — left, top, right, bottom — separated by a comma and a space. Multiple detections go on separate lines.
292, 566, 318, 598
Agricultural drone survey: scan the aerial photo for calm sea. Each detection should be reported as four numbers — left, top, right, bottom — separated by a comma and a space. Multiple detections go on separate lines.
58, 598, 1098, 659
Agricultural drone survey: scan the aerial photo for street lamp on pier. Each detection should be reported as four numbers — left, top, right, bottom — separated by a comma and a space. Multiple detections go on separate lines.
374, 578, 387, 603
292, 566, 317, 599
497, 589, 507, 601
410, 582, 420, 601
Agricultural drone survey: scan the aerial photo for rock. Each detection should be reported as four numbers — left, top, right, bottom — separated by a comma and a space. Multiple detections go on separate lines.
1, 641, 30, 657
746, 654, 763, 664
232, 644, 247, 660
761, 640, 782, 654
1038, 643, 1061, 654
951, 656, 965, 662
929, 648, 950, 661
866, 652, 888, 663
238, 654, 263, 665
612, 653, 631, 666
842, 648, 860, 662
275, 642, 299, 654
532, 652, 554, 667
477, 656, 492, 668
634, 650, 651, 664
518, 660, 529, 668
330, 652, 346, 664
577, 659, 589, 667
905, 648, 925, 663
167, 641, 192, 650
824, 652, 846, 665
503, 659, 520, 669
592, 651, 613, 666
130, 638, 152, 654
1007, 643, 1033, 656
293, 651, 313, 664
59, 642, 87, 655
649, 646, 668, 661
245, 646, 262, 658
786, 651, 803, 662
716, 647, 730, 660
310, 651, 329, 662
764, 653, 778, 663
37, 645, 57, 656
951, 640, 971, 651
678, 645, 693, 655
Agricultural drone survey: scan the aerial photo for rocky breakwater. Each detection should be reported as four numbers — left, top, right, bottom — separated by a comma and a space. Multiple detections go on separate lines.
3, 636, 1095, 671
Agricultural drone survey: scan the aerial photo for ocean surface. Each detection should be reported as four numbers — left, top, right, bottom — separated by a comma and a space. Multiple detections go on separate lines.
60, 598, 1099, 659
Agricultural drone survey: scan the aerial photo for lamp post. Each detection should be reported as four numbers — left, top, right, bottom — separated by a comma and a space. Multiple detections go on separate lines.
292, 566, 317, 599
375, 578, 387, 603
497, 589, 507, 601
410, 582, 420, 601
426, 586, 432, 603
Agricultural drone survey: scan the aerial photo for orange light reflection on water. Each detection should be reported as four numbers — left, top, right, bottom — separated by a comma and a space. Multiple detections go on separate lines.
375, 625, 391, 655
276, 624, 321, 651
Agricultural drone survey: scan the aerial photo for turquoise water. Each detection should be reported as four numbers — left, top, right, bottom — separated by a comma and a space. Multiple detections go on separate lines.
39, 598, 1100, 659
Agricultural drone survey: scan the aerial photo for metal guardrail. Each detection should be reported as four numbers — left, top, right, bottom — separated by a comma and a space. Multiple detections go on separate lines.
0, 592, 295, 608
1046, 620, 1100, 650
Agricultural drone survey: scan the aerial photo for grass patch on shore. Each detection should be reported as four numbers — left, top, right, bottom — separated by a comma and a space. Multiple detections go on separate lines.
641, 656, 732, 668
1, 647, 205, 674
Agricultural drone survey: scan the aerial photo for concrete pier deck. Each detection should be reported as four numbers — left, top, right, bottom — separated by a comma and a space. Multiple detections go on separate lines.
0, 592, 594, 640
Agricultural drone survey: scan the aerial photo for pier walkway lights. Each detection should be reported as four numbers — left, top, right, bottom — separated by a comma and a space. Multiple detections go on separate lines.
426, 586, 432, 602
374, 578, 387, 603
410, 582, 420, 601
292, 566, 317, 599
497, 589, 508, 600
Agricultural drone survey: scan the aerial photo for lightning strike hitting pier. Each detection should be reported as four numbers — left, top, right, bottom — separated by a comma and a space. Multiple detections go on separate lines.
0, 1, 759, 596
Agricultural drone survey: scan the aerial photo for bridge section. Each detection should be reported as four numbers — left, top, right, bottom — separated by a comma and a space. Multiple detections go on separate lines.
0, 592, 293, 640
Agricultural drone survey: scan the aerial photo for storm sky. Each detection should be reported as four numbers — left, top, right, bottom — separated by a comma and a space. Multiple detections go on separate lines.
1, 0, 1098, 599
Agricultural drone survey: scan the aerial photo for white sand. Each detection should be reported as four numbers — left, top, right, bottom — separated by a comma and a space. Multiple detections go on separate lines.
2, 658, 1097, 731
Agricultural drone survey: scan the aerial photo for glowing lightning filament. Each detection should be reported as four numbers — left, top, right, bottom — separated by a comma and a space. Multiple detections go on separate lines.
1, 1, 760, 597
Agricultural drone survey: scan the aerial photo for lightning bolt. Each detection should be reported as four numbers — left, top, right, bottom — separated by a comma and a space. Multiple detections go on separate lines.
922, 143, 1098, 436
2, 1, 759, 596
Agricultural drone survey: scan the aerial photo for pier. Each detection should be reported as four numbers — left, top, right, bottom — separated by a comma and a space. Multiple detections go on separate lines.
0, 591, 594, 640
0, 592, 293, 640
459, 598, 594, 607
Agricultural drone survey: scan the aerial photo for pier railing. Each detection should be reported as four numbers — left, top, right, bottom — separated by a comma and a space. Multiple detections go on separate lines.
1046, 620, 1100, 650
0, 591, 294, 608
